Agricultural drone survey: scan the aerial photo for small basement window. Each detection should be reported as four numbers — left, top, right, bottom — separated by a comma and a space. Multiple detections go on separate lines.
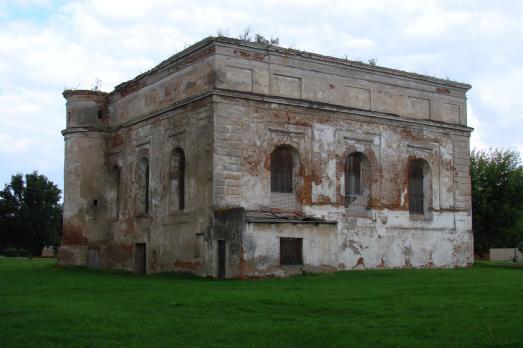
280, 237, 303, 265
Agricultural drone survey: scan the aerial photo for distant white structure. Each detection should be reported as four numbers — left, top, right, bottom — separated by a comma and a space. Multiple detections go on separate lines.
490, 248, 522, 261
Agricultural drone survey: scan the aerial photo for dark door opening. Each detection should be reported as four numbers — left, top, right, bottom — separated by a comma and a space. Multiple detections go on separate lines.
87, 247, 100, 269
134, 243, 146, 274
217, 240, 226, 279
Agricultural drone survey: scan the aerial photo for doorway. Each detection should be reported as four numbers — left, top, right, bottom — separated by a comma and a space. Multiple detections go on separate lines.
87, 247, 100, 269
217, 240, 225, 279
134, 243, 146, 274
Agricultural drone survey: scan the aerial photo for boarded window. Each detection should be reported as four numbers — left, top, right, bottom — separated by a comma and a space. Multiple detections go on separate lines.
170, 148, 185, 211
409, 162, 424, 214
271, 147, 294, 193
345, 153, 362, 196
280, 237, 303, 265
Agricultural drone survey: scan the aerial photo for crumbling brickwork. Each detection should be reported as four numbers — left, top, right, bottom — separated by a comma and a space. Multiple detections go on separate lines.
59, 37, 473, 278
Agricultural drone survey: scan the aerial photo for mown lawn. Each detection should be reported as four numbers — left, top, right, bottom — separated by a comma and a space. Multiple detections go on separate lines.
1, 258, 522, 348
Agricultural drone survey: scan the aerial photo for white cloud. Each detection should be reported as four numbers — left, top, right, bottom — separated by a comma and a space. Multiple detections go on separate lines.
474, 67, 523, 118
0, 133, 35, 155
339, 33, 375, 51
403, 3, 472, 38
467, 102, 487, 151
0, 0, 522, 188
384, 53, 446, 74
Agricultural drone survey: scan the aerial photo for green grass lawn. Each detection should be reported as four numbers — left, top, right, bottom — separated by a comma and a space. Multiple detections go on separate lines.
1, 258, 522, 348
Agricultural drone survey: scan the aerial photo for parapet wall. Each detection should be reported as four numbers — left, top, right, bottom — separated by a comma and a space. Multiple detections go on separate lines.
213, 38, 470, 126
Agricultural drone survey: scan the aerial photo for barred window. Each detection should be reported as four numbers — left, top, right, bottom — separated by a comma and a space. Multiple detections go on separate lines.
271, 147, 294, 193
280, 238, 303, 265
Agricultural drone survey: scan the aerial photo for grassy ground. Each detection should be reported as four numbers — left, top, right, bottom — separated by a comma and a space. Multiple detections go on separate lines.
1, 258, 522, 348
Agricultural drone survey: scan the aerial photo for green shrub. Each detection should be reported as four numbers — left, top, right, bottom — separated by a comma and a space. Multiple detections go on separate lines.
18, 249, 29, 257
4, 248, 18, 257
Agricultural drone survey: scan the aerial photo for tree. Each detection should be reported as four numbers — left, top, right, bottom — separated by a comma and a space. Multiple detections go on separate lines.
0, 172, 62, 256
471, 149, 523, 254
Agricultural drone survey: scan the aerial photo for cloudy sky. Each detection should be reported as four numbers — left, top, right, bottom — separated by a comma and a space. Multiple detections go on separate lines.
1, 0, 522, 192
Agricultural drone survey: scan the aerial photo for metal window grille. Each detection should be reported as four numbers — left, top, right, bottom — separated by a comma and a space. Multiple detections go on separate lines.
280, 238, 303, 265
408, 163, 424, 214
270, 192, 297, 211
271, 147, 293, 193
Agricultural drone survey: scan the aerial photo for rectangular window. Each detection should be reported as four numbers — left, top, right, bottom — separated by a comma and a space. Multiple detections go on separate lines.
346, 154, 362, 196
408, 164, 424, 214
280, 237, 303, 265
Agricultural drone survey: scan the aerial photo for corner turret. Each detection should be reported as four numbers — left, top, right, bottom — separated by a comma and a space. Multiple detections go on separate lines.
63, 90, 109, 129
59, 90, 110, 267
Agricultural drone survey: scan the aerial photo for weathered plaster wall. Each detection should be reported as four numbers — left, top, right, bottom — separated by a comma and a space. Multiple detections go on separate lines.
212, 208, 245, 278
212, 94, 472, 275
59, 91, 110, 266
209, 40, 472, 275
109, 45, 217, 126
244, 222, 338, 276
102, 99, 214, 275
61, 37, 472, 277
60, 43, 216, 274
213, 42, 469, 126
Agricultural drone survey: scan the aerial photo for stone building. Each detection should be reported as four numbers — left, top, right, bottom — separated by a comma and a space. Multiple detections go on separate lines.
58, 37, 473, 278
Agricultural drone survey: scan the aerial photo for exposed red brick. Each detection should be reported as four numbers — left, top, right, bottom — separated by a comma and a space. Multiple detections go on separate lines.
62, 222, 88, 246
175, 260, 201, 272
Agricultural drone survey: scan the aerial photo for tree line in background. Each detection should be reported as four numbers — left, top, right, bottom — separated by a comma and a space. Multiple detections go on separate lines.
0, 149, 522, 258
0, 172, 62, 257
471, 149, 523, 255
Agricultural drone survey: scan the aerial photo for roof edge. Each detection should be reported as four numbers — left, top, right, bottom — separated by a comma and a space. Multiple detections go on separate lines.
111, 36, 471, 96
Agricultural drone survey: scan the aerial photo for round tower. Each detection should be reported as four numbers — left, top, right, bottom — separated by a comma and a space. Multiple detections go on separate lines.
59, 90, 109, 266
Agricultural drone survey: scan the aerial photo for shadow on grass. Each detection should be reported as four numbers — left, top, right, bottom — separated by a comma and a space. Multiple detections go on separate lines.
51, 263, 217, 282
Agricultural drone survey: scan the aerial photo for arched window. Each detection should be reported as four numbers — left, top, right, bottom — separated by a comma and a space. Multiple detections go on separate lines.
270, 145, 300, 210
137, 157, 150, 215
408, 159, 428, 214
271, 146, 294, 193
170, 148, 185, 211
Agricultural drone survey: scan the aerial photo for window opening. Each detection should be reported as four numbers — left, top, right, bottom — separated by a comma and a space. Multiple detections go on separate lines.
280, 237, 303, 265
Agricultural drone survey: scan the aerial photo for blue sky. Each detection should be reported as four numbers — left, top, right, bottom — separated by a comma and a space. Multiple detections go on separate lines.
1, 0, 522, 192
